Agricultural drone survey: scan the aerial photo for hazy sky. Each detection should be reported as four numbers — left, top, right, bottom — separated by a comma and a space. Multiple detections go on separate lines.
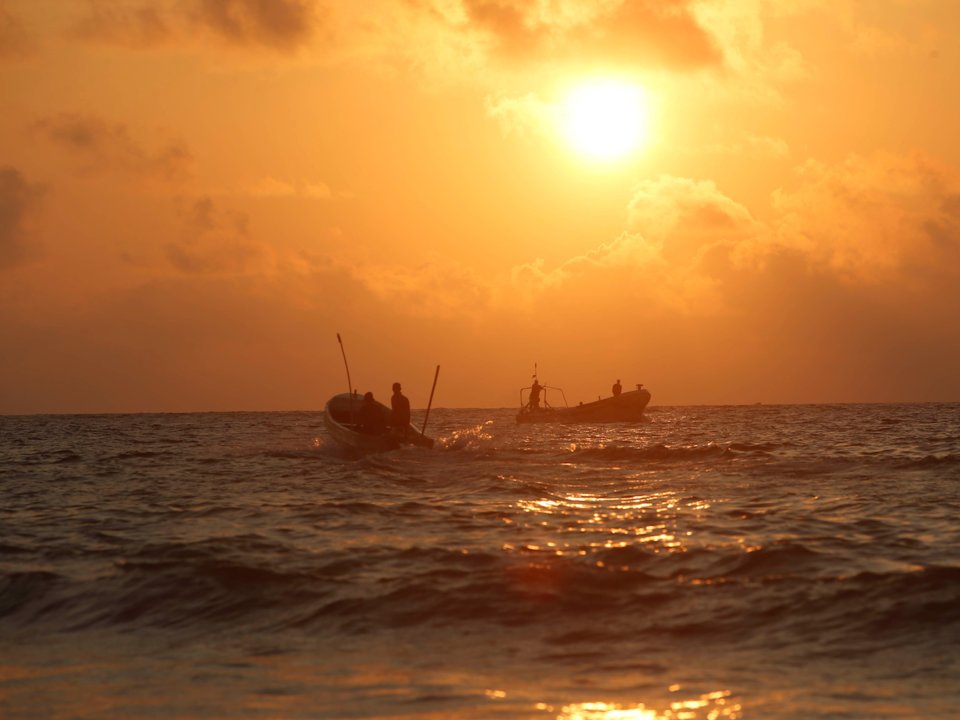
2, 0, 960, 413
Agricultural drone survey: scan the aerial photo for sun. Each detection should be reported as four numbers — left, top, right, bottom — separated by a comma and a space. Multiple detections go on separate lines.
559, 80, 651, 161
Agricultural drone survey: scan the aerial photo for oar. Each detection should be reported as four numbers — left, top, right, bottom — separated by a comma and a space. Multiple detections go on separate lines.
421, 365, 440, 437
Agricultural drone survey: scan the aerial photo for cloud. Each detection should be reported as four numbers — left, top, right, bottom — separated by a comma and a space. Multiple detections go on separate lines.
164, 196, 265, 274
505, 174, 766, 320
485, 92, 554, 137
507, 151, 960, 315
61, 0, 898, 102
70, 1, 172, 47
273, 151, 960, 364
505, 152, 960, 402
352, 255, 493, 319
0, 167, 44, 270
627, 175, 758, 242
561, 0, 721, 70
189, 0, 324, 49
534, 154, 948, 319
402, 0, 721, 73
32, 113, 193, 182
4, 151, 960, 410
71, 0, 327, 52
338, 173, 766, 324
771, 152, 960, 283
511, 233, 656, 292
681, 1, 813, 107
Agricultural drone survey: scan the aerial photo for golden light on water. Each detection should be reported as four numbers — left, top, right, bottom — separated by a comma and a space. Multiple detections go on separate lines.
550, 689, 740, 720
560, 701, 657, 720
513, 490, 695, 554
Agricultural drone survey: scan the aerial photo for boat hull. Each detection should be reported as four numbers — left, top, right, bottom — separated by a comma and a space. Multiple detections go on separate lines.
324, 393, 434, 451
516, 388, 651, 424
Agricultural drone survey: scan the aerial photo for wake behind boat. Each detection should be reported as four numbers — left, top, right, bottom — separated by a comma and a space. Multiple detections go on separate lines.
516, 382, 651, 424
324, 392, 434, 451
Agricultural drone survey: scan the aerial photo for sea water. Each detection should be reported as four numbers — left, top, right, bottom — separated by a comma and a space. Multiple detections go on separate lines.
1, 404, 959, 719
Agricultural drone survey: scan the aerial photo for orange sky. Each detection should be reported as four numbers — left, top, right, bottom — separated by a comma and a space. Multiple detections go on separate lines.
2, 0, 960, 413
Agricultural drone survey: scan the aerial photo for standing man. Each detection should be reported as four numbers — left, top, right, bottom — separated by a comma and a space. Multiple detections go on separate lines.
529, 378, 543, 409
391, 382, 411, 438
612, 379, 622, 397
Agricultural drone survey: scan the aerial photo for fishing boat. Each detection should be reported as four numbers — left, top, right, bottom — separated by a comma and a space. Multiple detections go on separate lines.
516, 383, 651, 424
324, 334, 439, 452
323, 392, 434, 451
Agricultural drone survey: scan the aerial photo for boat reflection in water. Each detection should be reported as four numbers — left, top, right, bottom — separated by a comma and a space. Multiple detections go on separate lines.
516, 381, 652, 424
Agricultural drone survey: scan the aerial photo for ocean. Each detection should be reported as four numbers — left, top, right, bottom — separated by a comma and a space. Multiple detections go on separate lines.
1, 403, 959, 719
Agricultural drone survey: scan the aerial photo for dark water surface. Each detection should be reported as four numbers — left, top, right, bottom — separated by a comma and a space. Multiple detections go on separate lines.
2, 404, 959, 719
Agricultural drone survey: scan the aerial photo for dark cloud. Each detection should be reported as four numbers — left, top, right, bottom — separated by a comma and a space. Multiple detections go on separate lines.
459, 0, 528, 55
189, 196, 218, 233
592, 0, 721, 69
0, 167, 44, 270
940, 193, 960, 219
190, 0, 322, 49
71, 0, 326, 52
452, 0, 720, 70
70, 0, 715, 69
71, 1, 172, 47
33, 113, 192, 181
165, 196, 260, 274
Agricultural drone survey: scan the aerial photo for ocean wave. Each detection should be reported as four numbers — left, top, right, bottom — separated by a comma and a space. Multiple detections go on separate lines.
0, 570, 65, 620
4, 404, 960, 718
894, 453, 960, 469
5, 542, 959, 653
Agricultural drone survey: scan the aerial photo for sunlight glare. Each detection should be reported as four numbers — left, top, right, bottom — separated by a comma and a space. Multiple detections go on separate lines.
559, 80, 651, 161
556, 690, 739, 720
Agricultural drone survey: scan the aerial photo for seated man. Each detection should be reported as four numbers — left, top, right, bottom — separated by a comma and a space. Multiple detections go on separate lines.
358, 392, 387, 435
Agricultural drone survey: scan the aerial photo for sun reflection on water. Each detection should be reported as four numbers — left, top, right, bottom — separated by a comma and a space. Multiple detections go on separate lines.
557, 701, 657, 720
513, 489, 698, 555
546, 689, 740, 720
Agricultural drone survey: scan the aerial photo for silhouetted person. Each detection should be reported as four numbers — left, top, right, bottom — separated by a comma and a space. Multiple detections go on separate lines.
358, 391, 386, 435
612, 379, 622, 397
529, 378, 542, 409
391, 382, 411, 437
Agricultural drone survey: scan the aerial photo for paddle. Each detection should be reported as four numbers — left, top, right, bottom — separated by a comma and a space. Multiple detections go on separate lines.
421, 365, 440, 437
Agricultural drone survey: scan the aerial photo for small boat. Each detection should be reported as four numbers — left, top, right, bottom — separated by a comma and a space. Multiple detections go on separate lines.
516, 384, 652, 424
323, 392, 434, 451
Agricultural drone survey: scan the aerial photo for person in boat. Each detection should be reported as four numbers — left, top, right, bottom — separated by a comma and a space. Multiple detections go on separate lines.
390, 382, 411, 438
528, 378, 543, 409
612, 379, 622, 397
358, 391, 387, 435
